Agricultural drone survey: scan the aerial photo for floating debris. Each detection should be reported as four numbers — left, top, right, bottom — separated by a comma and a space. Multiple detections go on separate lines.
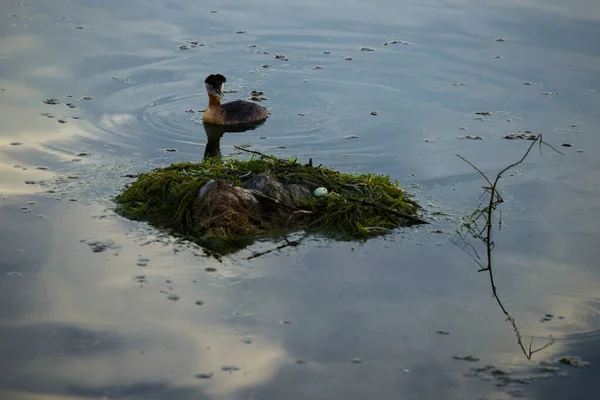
558, 356, 589, 368
81, 96, 93, 100
9, 142, 23, 146
503, 132, 537, 140
475, 111, 492, 116
57, 118, 67, 124
466, 364, 553, 387
351, 358, 363, 364
540, 313, 554, 322
205, 267, 217, 272
185, 109, 195, 113
250, 90, 264, 96
248, 44, 257, 48
75, 152, 90, 157
75, 26, 84, 29
136, 256, 149, 267
161, 148, 177, 152
261, 64, 270, 68
65, 103, 76, 108
370, 111, 379, 116
493, 55, 502, 59
250, 96, 268, 102
43, 98, 60, 105
523, 82, 534, 85
436, 330, 450, 335
312, 66, 323, 70
359, 47, 376, 51
84, 239, 120, 253
195, 300, 204, 305
323, 51, 331, 54
235, 30, 247, 34
383, 40, 411, 46
344, 135, 360, 140
577, 149, 584, 153
195, 373, 214, 379
274, 54, 288, 61
457, 135, 483, 140
111, 76, 133, 83
561, 143, 573, 147
221, 365, 240, 373
453, 355, 480, 362
453, 83, 467, 87
344, 56, 353, 60
41, 113, 55, 118
539, 91, 560, 96
537, 362, 560, 373
494, 37, 507, 42
179, 45, 189, 50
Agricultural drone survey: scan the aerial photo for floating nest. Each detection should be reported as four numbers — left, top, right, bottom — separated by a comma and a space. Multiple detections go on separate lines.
115, 150, 426, 254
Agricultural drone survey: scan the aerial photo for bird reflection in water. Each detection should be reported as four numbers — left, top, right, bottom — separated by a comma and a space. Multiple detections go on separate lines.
202, 120, 266, 160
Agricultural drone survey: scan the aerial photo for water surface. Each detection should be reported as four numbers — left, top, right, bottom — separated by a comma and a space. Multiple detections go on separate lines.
1, 0, 600, 399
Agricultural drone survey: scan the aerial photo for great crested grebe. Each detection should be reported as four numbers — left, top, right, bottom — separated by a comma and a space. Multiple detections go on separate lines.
202, 74, 270, 126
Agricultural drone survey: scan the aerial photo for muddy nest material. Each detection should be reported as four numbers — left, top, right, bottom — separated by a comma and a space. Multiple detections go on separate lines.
115, 154, 425, 253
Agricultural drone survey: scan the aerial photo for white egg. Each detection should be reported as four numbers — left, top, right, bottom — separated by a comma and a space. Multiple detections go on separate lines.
313, 187, 328, 197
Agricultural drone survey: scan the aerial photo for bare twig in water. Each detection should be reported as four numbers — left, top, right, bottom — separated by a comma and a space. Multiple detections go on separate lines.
455, 134, 560, 359
247, 235, 303, 260
233, 145, 278, 160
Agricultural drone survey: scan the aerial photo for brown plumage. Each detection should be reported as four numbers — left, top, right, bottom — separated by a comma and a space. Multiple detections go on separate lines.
202, 74, 270, 126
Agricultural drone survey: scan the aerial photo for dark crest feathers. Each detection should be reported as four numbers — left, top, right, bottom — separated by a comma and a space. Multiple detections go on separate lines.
205, 74, 227, 85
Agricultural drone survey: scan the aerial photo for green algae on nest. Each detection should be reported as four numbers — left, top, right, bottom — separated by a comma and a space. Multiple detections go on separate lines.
114, 154, 425, 254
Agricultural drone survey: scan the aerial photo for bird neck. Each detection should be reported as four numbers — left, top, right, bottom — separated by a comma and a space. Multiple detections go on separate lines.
203, 94, 225, 125
207, 94, 222, 110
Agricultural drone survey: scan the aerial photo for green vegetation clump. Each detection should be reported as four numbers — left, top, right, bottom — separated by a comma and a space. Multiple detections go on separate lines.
115, 155, 424, 253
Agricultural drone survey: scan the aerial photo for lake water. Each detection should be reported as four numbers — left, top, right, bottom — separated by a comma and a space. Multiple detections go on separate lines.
1, 0, 600, 399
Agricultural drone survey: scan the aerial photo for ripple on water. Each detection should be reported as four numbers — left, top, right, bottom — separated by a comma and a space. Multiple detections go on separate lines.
508, 293, 600, 346
96, 87, 206, 148
554, 297, 600, 343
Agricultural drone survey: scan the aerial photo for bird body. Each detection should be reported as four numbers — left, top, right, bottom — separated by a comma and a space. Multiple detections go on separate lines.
202, 74, 269, 126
